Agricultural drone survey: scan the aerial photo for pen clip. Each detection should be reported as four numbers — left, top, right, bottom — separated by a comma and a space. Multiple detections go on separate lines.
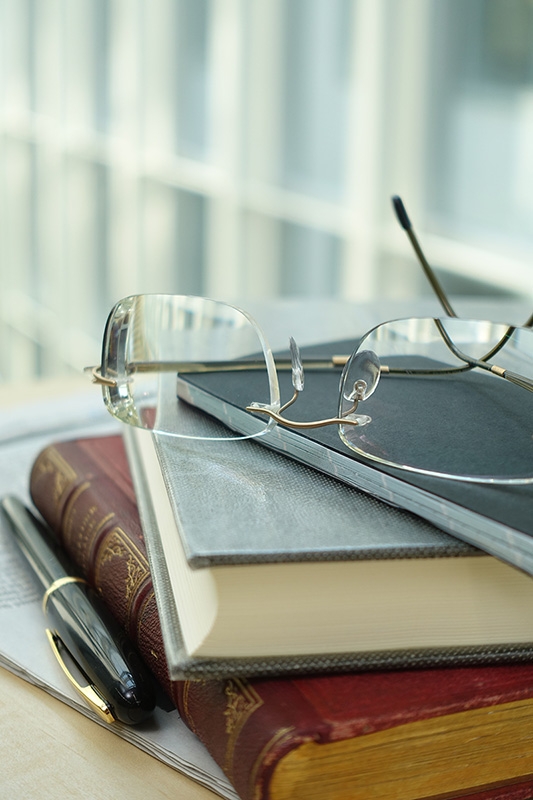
45, 629, 116, 724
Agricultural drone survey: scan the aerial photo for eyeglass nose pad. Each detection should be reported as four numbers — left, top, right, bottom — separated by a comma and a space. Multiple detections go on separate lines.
343, 350, 381, 403
289, 336, 304, 391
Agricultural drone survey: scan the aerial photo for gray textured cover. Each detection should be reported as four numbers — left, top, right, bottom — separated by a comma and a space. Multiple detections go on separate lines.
123, 407, 533, 680
152, 411, 475, 567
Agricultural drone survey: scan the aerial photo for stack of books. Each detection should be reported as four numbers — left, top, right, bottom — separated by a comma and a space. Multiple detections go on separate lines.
28, 403, 533, 800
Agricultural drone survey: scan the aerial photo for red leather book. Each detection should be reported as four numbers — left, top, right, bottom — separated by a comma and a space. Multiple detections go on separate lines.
29, 434, 533, 800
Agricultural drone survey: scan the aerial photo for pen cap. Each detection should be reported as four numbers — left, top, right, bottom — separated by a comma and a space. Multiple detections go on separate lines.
2, 496, 156, 725
44, 579, 156, 724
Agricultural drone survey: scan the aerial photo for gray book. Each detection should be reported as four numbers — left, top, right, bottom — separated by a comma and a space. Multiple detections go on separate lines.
123, 405, 533, 680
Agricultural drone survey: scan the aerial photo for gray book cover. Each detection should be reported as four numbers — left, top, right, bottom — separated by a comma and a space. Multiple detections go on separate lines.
123, 405, 533, 680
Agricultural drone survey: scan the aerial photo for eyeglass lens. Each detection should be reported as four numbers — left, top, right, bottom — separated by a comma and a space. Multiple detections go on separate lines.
339, 317, 533, 482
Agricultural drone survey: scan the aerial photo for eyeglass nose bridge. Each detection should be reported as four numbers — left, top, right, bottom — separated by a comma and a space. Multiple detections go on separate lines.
245, 342, 379, 431
245, 401, 363, 430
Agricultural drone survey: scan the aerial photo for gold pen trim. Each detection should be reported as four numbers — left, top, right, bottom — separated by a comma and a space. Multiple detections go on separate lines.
45, 629, 116, 724
42, 576, 87, 614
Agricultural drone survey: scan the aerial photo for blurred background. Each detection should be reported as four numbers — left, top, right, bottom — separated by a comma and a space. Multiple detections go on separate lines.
1, 0, 533, 383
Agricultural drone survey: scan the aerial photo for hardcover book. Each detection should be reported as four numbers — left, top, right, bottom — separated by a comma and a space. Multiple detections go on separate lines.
120, 404, 533, 679
176, 338, 533, 577
28, 432, 533, 800
34, 404, 533, 680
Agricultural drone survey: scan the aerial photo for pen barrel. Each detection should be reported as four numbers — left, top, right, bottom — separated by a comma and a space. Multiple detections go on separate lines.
45, 580, 156, 724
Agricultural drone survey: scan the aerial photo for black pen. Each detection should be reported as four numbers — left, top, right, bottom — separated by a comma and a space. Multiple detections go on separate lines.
1, 495, 156, 725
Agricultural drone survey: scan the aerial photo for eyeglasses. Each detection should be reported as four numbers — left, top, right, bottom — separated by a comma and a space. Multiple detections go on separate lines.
87, 196, 533, 485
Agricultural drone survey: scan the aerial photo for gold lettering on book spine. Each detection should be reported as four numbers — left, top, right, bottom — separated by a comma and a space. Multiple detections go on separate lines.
62, 482, 94, 557
96, 527, 149, 613
33, 448, 119, 571
33, 447, 77, 508
181, 681, 201, 736
223, 679, 263, 779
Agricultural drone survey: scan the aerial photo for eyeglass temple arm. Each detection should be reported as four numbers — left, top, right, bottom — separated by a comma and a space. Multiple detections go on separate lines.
392, 196, 457, 319
392, 195, 533, 331
86, 358, 347, 387
434, 319, 533, 393
391, 195, 533, 387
